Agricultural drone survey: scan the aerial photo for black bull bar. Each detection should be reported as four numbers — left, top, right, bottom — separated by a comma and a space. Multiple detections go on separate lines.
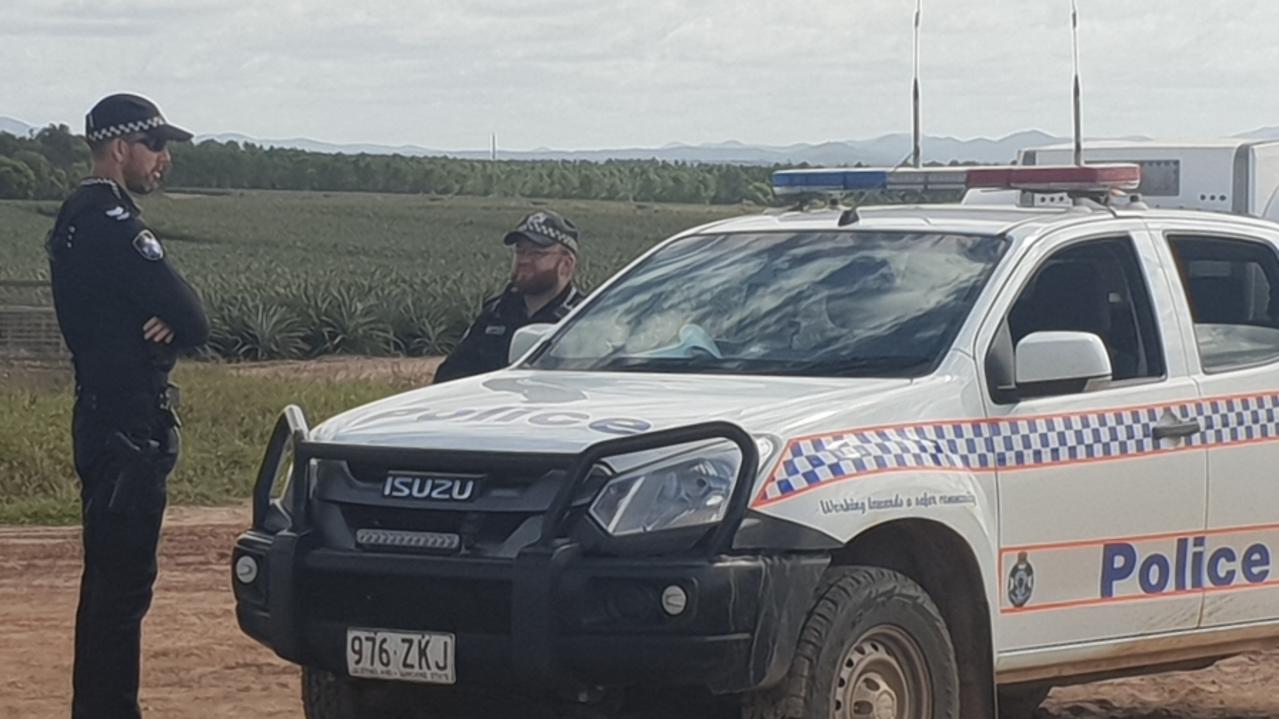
246, 404, 762, 685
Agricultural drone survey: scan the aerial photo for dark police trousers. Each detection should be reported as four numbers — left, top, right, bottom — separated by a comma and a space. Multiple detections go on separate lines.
70, 395, 179, 719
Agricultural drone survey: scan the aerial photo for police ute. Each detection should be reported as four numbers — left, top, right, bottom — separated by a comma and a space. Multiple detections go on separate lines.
232, 162, 1279, 719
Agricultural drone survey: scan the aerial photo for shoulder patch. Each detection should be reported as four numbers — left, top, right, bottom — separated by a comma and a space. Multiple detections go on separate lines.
132, 230, 165, 261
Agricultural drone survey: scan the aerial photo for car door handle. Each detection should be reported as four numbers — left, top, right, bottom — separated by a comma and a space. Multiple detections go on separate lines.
1152, 417, 1201, 440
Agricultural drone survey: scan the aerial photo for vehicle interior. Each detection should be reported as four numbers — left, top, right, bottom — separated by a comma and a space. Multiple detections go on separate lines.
1008, 238, 1165, 383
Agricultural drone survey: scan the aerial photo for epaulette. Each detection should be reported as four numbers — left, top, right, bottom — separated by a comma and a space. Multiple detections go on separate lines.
70, 179, 137, 222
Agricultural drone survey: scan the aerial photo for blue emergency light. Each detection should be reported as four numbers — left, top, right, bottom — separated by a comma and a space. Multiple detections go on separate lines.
771, 164, 1141, 196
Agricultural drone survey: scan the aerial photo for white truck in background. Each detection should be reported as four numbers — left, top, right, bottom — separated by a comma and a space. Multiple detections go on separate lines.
1018, 139, 1279, 220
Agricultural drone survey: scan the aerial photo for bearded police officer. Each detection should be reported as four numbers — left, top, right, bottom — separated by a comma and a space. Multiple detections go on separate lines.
47, 93, 208, 719
434, 210, 584, 383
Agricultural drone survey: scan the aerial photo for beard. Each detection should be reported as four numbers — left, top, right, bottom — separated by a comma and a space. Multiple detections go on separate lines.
124, 172, 159, 195
511, 267, 559, 295
123, 160, 162, 195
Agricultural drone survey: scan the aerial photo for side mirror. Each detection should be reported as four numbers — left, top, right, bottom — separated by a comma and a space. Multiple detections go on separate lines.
1015, 331, 1112, 387
509, 323, 555, 365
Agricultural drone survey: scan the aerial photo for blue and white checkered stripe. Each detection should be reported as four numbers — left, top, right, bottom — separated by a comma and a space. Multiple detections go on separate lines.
1192, 394, 1279, 446
759, 392, 1279, 503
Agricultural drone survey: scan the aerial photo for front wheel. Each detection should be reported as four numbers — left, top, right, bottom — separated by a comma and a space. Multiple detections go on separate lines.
744, 567, 959, 719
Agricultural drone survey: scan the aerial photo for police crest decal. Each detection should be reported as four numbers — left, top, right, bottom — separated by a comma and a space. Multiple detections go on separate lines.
132, 230, 165, 261
1008, 551, 1035, 608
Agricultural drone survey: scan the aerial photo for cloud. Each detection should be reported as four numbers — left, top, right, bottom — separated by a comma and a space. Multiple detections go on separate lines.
2, 0, 1278, 149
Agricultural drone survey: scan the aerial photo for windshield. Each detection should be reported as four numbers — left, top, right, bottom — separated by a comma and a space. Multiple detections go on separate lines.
530, 230, 1008, 378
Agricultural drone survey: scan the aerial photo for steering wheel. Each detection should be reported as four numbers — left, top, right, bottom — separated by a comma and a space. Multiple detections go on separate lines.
635, 324, 723, 359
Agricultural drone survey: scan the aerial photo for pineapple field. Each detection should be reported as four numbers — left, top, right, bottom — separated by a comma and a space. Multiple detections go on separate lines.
0, 190, 746, 359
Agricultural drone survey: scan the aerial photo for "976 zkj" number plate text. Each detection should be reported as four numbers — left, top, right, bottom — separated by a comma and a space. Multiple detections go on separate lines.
345, 628, 455, 684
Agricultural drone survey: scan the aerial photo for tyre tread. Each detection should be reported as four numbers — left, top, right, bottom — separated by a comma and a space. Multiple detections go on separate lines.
743, 566, 959, 719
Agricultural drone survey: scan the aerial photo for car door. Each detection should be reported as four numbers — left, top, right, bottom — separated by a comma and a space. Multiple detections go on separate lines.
978, 223, 1208, 651
1154, 220, 1279, 628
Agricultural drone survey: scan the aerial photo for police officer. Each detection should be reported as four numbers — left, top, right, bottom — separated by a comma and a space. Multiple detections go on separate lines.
434, 210, 584, 383
47, 93, 208, 719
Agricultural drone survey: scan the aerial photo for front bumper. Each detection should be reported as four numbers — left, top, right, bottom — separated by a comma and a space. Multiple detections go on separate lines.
234, 532, 826, 692
231, 410, 827, 694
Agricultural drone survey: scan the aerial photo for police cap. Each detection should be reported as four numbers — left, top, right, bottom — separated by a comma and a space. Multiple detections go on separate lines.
503, 210, 580, 255
85, 93, 193, 145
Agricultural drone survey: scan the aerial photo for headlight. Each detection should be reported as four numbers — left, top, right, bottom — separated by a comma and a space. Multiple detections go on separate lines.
588, 442, 743, 536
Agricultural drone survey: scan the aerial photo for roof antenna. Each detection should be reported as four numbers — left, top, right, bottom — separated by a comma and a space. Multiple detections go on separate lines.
911, 0, 923, 168
1071, 0, 1083, 166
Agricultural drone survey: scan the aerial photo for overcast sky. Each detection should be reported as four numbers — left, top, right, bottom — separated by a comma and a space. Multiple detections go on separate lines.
3, 0, 1278, 150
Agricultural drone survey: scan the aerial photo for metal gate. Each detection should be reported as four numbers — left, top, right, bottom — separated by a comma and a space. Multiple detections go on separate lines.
0, 280, 65, 359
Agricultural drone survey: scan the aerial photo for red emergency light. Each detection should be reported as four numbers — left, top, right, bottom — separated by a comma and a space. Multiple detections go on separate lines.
772, 163, 1142, 196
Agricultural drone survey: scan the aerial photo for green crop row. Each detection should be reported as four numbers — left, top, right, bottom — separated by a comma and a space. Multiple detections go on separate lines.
2, 191, 746, 359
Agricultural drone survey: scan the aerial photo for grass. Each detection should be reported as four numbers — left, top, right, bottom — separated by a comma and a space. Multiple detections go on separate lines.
0, 361, 421, 524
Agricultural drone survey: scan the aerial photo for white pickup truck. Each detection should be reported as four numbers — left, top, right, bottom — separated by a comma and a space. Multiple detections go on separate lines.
232, 164, 1279, 719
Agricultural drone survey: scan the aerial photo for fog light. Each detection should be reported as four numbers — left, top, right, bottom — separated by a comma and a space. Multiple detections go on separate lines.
235, 555, 259, 585
661, 585, 688, 616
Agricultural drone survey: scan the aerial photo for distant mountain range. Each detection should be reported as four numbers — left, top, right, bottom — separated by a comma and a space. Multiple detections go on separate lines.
186, 129, 1080, 165
4, 114, 1279, 166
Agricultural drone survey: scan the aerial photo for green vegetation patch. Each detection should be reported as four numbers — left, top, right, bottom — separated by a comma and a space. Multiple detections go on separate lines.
0, 362, 418, 524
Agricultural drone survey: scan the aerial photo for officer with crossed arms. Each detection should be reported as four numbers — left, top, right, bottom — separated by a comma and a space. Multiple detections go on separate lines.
46, 93, 208, 719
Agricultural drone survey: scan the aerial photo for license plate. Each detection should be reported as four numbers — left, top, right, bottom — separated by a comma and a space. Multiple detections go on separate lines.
345, 628, 455, 684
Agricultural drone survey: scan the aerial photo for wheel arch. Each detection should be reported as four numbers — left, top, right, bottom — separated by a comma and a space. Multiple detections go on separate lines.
832, 518, 998, 718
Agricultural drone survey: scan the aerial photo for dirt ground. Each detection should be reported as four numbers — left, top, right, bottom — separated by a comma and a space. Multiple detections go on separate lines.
2, 507, 1277, 718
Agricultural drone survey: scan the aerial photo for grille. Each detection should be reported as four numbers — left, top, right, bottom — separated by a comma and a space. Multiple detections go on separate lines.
340, 505, 535, 553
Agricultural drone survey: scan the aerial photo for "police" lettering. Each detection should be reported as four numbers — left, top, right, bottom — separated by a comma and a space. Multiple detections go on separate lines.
1100, 537, 1271, 598
415, 405, 652, 435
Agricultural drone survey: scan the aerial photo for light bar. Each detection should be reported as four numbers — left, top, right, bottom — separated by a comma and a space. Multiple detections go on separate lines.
356, 528, 461, 553
772, 163, 1141, 197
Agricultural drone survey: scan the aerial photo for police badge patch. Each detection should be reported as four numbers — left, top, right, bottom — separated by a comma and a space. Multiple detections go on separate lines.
1007, 551, 1036, 608
132, 230, 164, 261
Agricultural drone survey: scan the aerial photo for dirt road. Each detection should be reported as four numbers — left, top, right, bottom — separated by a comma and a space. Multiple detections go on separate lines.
2, 508, 1276, 719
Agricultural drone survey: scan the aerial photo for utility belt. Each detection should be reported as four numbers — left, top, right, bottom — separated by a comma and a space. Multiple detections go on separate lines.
75, 383, 182, 429
75, 384, 183, 514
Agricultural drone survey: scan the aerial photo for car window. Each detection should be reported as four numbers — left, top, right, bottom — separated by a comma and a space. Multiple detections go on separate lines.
1167, 234, 1279, 372
1007, 236, 1166, 387
529, 231, 1009, 378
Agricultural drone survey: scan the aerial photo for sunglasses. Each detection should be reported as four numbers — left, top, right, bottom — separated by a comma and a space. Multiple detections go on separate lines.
129, 134, 168, 153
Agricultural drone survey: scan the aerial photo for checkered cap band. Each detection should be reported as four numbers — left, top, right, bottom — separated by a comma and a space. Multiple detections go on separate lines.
758, 391, 1279, 503
506, 211, 580, 253
523, 221, 576, 248
86, 116, 167, 143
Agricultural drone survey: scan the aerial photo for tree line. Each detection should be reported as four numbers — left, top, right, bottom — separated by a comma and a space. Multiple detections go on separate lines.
0, 124, 778, 204
0, 125, 93, 200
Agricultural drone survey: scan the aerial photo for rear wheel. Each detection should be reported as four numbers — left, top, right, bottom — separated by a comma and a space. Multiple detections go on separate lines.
744, 566, 959, 718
